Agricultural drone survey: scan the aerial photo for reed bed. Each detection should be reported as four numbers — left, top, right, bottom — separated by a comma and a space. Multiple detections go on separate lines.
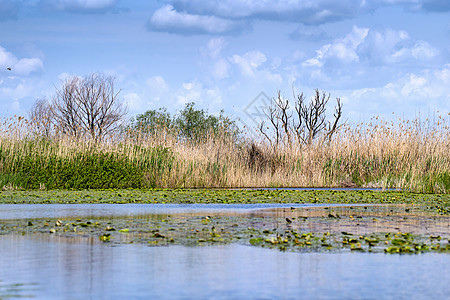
0, 114, 449, 193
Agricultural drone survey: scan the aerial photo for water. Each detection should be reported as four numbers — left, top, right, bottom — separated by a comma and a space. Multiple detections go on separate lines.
1, 204, 448, 299
0, 203, 367, 220
1, 234, 448, 299
232, 187, 401, 191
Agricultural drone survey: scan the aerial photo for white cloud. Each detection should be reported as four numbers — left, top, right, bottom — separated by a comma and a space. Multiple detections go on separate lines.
346, 65, 450, 117
401, 73, 427, 97
303, 26, 368, 67
0, 46, 16, 66
15, 58, 44, 75
302, 26, 440, 73
124, 92, 142, 112
206, 37, 227, 59
231, 51, 267, 76
411, 41, 439, 59
0, 82, 31, 100
147, 5, 245, 35
57, 72, 75, 81
142, 75, 170, 106
357, 28, 411, 64
175, 81, 223, 112
212, 59, 230, 80
200, 37, 230, 80
169, 0, 368, 24
0, 46, 43, 75
146, 76, 169, 93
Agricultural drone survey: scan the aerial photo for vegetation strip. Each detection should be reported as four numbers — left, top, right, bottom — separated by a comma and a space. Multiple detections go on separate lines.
1, 98, 449, 192
0, 190, 449, 254
0, 190, 448, 213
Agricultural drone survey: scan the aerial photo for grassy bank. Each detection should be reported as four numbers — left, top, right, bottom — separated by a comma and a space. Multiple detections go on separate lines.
0, 115, 449, 193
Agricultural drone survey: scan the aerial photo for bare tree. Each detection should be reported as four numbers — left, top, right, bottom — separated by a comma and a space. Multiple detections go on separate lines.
28, 98, 53, 138
259, 91, 293, 146
260, 89, 343, 146
51, 77, 81, 138
50, 73, 127, 141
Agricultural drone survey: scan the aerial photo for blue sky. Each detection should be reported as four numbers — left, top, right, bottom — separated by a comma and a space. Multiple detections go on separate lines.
1, 0, 449, 127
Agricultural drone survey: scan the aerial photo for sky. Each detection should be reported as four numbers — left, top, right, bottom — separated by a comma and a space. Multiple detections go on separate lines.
1, 0, 449, 129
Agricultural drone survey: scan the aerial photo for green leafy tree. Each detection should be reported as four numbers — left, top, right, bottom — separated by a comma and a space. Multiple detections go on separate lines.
129, 107, 172, 134
129, 102, 239, 142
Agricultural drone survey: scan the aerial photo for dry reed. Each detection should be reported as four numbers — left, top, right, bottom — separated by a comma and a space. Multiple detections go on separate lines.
0, 113, 448, 193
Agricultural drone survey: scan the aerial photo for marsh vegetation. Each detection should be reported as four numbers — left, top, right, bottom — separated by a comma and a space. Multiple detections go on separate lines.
0, 73, 449, 193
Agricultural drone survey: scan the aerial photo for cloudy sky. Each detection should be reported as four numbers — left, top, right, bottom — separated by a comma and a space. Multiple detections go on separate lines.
1, 0, 449, 126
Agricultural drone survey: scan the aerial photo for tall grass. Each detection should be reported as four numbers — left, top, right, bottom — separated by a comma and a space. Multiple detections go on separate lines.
0, 114, 449, 193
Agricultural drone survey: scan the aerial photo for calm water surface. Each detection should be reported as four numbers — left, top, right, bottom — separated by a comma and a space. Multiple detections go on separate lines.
0, 203, 367, 220
1, 234, 449, 300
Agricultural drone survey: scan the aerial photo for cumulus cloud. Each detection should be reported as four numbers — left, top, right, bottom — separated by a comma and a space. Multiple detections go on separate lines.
0, 46, 43, 75
124, 92, 142, 112
146, 75, 170, 102
212, 59, 230, 80
146, 75, 169, 93
229, 50, 283, 84
358, 28, 439, 65
303, 26, 368, 67
147, 1, 450, 36
39, 0, 119, 14
357, 28, 410, 64
175, 80, 223, 111
303, 26, 440, 71
200, 38, 230, 80
230, 51, 267, 76
205, 37, 227, 59
346, 64, 450, 117
147, 5, 246, 35
170, 0, 367, 24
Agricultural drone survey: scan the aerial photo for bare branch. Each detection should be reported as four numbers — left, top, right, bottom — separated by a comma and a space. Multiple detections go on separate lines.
28, 98, 53, 138
49, 73, 127, 142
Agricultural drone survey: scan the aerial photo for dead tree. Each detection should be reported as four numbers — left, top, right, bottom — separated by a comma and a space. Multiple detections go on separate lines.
51, 77, 81, 138
28, 98, 53, 138
260, 91, 292, 146
293, 92, 306, 144
260, 88, 343, 146
300, 89, 329, 144
50, 74, 127, 142
326, 97, 342, 142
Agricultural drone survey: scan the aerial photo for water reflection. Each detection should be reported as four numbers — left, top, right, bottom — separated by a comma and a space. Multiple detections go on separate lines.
0, 203, 352, 220
0, 235, 448, 299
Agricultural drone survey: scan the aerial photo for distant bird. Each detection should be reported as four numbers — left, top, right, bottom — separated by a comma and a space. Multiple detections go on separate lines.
6, 67, 11, 71
285, 217, 292, 224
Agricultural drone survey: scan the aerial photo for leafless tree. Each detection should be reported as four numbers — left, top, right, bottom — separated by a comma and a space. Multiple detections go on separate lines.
50, 73, 127, 142
28, 98, 53, 138
259, 91, 293, 146
51, 77, 81, 138
260, 89, 343, 146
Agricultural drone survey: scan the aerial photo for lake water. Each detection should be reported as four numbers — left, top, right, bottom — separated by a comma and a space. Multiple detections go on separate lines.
0, 203, 367, 220
1, 203, 449, 299
1, 234, 449, 300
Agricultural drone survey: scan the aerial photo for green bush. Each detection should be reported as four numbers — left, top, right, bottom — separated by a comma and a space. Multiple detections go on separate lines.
128, 102, 239, 142
0, 141, 177, 190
